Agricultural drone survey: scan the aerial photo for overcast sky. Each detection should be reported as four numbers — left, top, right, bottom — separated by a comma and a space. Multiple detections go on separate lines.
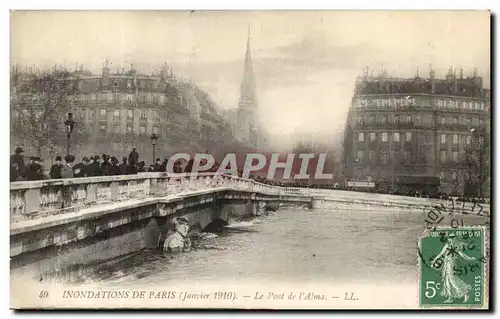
11, 11, 490, 139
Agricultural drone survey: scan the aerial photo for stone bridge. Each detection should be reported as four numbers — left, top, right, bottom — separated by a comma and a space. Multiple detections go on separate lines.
10, 172, 489, 280
10, 173, 313, 278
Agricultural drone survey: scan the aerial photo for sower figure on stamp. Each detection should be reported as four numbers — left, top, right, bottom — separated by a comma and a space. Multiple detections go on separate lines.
431, 233, 476, 303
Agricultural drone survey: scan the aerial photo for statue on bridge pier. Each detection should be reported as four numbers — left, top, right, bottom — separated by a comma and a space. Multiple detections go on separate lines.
162, 217, 192, 253
255, 201, 267, 216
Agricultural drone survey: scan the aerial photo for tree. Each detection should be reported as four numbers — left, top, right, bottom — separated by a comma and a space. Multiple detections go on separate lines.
463, 129, 490, 198
11, 66, 81, 157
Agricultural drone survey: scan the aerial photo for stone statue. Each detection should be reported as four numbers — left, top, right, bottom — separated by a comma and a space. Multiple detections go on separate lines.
163, 217, 192, 253
256, 201, 267, 216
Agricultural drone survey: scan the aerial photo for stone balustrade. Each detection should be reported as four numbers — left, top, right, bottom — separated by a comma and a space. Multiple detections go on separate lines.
10, 173, 306, 219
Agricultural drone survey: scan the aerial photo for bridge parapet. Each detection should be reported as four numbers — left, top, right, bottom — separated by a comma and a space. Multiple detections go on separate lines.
10, 173, 305, 220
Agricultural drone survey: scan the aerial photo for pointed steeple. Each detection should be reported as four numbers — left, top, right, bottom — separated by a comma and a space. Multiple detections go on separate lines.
237, 25, 259, 147
239, 25, 256, 107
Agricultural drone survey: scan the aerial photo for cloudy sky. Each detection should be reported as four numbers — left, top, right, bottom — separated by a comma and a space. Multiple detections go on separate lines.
11, 11, 490, 141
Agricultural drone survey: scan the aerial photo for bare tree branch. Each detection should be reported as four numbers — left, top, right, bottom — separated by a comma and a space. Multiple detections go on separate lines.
11, 66, 80, 157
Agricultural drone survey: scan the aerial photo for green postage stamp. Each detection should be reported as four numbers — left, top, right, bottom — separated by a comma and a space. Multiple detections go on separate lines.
418, 226, 488, 308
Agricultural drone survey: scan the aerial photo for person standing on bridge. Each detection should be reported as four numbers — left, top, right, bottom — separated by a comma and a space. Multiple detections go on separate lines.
73, 157, 90, 178
61, 155, 75, 179
10, 162, 21, 182
25, 156, 45, 181
159, 157, 168, 172
49, 156, 63, 179
11, 147, 26, 179
153, 158, 162, 172
101, 155, 113, 176
128, 148, 139, 167
137, 161, 146, 173
119, 157, 130, 175
109, 156, 121, 175
89, 155, 102, 177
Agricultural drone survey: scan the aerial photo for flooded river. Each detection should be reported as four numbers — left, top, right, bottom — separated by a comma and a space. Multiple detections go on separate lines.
74, 204, 484, 288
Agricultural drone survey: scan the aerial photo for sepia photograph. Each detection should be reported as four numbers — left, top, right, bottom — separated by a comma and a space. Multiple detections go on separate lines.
8, 10, 491, 310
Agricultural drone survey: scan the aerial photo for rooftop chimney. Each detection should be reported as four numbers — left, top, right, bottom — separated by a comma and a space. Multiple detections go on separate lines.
363, 66, 369, 77
161, 62, 169, 79
429, 64, 435, 80
102, 58, 110, 87
446, 66, 455, 82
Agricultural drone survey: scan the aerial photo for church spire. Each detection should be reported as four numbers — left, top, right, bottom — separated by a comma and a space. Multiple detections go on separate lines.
239, 25, 256, 109
245, 25, 252, 65
237, 25, 260, 147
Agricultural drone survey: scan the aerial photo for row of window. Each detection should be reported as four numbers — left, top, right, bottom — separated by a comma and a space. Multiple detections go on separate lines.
355, 97, 488, 111
93, 109, 161, 121
440, 133, 474, 145
440, 150, 460, 163
78, 92, 171, 105
438, 115, 484, 127
358, 132, 413, 143
73, 108, 176, 124
357, 97, 416, 108
436, 99, 486, 111
353, 113, 485, 127
354, 168, 471, 182
356, 149, 411, 164
439, 170, 472, 181
356, 148, 467, 164
357, 132, 477, 146
98, 124, 160, 135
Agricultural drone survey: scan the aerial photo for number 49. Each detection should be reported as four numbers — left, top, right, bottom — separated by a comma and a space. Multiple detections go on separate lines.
425, 281, 441, 298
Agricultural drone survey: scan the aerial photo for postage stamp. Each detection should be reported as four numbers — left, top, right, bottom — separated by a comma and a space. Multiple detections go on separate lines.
418, 226, 488, 308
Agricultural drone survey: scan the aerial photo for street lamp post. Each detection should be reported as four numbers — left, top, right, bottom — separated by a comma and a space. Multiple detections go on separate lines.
150, 133, 158, 164
49, 146, 54, 166
64, 113, 75, 157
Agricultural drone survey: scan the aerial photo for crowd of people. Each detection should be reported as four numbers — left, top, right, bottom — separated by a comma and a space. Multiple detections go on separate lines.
11, 146, 318, 185
10, 147, 183, 182
8, 147, 490, 204
10, 147, 240, 182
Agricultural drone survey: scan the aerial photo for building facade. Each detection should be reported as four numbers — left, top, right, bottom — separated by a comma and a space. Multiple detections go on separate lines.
11, 63, 242, 164
342, 68, 491, 197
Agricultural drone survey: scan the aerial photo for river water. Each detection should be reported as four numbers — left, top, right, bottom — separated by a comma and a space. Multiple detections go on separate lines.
74, 204, 449, 288
34, 200, 487, 309
68, 200, 489, 293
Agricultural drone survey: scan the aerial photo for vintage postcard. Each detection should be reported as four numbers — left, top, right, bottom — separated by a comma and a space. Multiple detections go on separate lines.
9, 10, 491, 309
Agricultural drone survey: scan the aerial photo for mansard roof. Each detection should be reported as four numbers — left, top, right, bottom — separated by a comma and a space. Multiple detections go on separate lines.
354, 75, 489, 99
